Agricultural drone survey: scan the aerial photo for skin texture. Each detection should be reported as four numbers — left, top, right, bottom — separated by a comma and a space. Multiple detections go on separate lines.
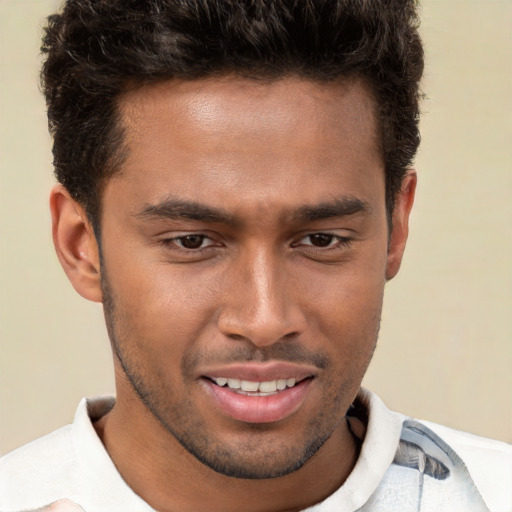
50, 76, 416, 512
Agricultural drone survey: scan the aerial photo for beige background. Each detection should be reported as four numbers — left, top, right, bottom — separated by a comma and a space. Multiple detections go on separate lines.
1, 0, 511, 455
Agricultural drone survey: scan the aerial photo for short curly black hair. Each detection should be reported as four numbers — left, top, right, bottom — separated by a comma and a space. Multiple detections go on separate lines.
41, 0, 424, 231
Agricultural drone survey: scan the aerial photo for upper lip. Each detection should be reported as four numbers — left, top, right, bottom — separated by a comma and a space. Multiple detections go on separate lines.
200, 361, 318, 382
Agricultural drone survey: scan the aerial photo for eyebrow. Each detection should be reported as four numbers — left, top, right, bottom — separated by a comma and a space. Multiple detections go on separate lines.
135, 199, 236, 225
135, 195, 371, 226
294, 196, 371, 222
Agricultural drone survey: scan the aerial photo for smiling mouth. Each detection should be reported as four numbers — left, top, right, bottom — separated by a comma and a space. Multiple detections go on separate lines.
202, 370, 315, 423
207, 376, 310, 396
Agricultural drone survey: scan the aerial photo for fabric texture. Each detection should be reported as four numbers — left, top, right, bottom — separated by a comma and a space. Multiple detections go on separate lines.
1, 389, 510, 512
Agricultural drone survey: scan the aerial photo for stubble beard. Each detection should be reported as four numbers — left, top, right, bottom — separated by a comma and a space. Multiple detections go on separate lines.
100, 270, 376, 480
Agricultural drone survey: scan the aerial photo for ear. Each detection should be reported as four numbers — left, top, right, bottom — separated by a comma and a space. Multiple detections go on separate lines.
385, 170, 417, 280
50, 184, 102, 302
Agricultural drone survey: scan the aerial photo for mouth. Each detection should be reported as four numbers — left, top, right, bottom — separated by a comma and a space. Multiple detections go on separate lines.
200, 364, 316, 424
207, 376, 307, 396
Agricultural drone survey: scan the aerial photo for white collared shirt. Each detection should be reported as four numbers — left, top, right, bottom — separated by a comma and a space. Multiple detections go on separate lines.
1, 389, 510, 512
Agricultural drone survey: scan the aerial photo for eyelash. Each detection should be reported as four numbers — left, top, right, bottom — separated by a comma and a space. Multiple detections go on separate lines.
293, 233, 352, 250
160, 232, 352, 254
161, 234, 217, 253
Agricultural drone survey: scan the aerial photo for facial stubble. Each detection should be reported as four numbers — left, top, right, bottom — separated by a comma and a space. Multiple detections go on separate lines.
100, 267, 377, 480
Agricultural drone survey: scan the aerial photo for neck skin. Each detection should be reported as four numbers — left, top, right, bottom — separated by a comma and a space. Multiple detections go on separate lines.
94, 375, 361, 512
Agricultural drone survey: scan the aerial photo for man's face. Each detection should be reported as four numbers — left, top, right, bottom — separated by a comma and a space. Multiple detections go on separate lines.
99, 77, 391, 478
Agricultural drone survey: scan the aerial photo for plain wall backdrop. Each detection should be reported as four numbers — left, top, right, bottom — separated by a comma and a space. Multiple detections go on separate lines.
1, 0, 511, 454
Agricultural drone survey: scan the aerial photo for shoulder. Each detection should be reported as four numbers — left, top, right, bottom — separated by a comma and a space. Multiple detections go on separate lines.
0, 396, 149, 512
359, 389, 511, 512
0, 424, 80, 510
420, 419, 512, 466
417, 419, 512, 512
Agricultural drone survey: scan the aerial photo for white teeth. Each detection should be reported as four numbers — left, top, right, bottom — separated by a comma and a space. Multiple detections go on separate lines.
259, 380, 278, 393
240, 380, 259, 392
286, 378, 296, 388
276, 379, 287, 391
227, 378, 241, 389
212, 377, 300, 393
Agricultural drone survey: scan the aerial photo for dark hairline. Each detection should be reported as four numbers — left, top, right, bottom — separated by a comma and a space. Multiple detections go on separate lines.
42, 0, 423, 238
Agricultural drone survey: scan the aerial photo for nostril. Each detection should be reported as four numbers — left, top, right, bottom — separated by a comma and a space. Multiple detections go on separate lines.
226, 333, 248, 342
283, 331, 301, 339
217, 300, 307, 347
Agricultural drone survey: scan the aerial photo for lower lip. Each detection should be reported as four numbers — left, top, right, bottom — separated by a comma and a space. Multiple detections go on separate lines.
202, 378, 312, 424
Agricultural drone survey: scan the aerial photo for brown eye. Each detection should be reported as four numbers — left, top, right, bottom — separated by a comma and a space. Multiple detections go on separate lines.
308, 233, 334, 247
178, 235, 206, 249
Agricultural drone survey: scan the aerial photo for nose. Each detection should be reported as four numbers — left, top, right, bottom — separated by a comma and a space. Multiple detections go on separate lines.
217, 246, 307, 347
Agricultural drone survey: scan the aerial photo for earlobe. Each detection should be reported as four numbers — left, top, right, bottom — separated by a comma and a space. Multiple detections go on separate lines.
385, 170, 417, 281
50, 184, 103, 302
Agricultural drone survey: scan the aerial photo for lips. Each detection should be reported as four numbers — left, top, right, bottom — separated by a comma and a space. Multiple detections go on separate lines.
200, 362, 316, 424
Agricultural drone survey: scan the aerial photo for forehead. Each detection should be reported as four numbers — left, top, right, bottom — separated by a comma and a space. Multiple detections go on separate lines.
120, 75, 379, 153
111, 76, 384, 218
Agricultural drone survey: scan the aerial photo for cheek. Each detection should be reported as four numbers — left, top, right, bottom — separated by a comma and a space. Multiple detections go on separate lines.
301, 256, 386, 328
107, 258, 221, 355
297, 256, 386, 374
313, 282, 384, 354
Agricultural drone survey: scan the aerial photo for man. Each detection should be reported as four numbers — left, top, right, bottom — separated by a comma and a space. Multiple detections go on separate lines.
0, 1, 510, 511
